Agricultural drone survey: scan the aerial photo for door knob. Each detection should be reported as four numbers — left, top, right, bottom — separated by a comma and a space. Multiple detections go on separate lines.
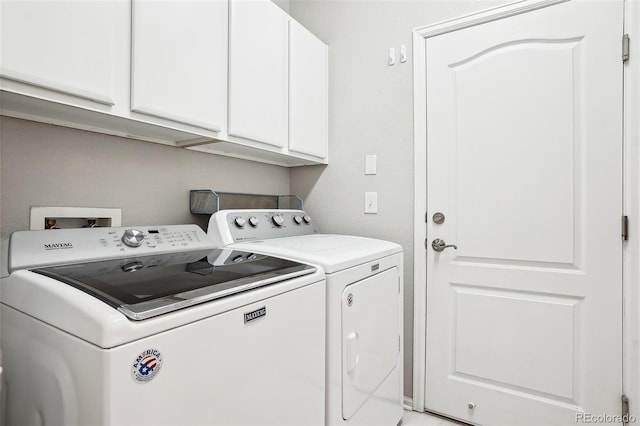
432, 238, 457, 252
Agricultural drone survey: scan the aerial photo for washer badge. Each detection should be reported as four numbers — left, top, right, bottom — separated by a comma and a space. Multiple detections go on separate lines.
131, 348, 163, 384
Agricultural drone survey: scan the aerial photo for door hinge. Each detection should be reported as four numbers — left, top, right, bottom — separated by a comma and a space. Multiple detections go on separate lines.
425, 212, 428, 223
622, 216, 629, 241
622, 395, 630, 425
623, 34, 630, 63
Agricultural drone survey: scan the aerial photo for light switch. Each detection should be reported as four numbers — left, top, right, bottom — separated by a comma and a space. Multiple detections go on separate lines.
365, 192, 378, 214
365, 154, 377, 175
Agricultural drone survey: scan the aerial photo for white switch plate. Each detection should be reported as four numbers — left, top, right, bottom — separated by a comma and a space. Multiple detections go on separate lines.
365, 192, 378, 214
365, 154, 377, 175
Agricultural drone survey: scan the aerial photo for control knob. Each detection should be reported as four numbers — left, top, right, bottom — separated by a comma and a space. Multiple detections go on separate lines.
272, 214, 285, 227
293, 215, 303, 225
303, 215, 312, 224
248, 216, 259, 227
122, 229, 145, 247
234, 217, 246, 228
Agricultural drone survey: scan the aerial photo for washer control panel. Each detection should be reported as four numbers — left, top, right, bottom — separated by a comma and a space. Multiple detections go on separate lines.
208, 210, 318, 246
8, 224, 216, 272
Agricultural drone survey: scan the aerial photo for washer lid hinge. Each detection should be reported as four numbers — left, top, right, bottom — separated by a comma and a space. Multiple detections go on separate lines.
623, 34, 630, 63
622, 395, 630, 425
622, 216, 629, 241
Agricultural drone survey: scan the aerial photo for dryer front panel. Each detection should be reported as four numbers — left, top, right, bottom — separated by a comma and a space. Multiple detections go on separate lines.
341, 267, 400, 420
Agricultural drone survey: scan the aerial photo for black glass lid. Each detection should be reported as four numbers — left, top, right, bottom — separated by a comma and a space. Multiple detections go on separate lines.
33, 248, 315, 320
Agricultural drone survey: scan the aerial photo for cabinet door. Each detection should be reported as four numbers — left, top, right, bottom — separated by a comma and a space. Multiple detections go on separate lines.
131, 0, 227, 132
0, 0, 117, 105
289, 20, 328, 159
228, 0, 288, 148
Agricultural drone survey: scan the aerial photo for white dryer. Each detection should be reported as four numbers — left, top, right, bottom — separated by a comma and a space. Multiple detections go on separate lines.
208, 209, 404, 426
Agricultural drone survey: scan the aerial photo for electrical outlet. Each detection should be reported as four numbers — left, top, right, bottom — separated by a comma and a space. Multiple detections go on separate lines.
365, 192, 378, 214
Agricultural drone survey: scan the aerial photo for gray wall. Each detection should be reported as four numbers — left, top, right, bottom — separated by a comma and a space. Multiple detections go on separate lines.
0, 117, 290, 237
288, 0, 508, 398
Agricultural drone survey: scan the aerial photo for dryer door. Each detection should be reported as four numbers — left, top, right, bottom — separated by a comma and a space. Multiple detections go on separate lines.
341, 267, 400, 420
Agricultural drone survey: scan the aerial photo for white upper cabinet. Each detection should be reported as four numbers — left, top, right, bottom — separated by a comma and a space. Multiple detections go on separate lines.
0, 0, 117, 106
0, 0, 328, 166
225, 0, 329, 162
228, 0, 288, 148
131, 0, 227, 132
289, 20, 328, 160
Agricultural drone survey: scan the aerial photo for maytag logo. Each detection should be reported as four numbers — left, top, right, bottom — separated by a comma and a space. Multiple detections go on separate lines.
44, 242, 74, 251
244, 306, 266, 323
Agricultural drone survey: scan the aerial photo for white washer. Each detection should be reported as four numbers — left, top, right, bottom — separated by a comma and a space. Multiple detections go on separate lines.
208, 209, 404, 426
1, 224, 325, 426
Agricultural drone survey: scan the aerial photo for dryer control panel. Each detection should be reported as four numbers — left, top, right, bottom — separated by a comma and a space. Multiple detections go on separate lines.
208, 210, 318, 246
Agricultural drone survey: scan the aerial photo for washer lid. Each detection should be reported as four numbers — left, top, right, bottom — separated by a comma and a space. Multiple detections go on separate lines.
32, 248, 315, 320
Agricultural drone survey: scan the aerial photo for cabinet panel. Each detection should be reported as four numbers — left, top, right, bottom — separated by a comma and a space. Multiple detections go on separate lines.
0, 0, 117, 105
228, 0, 288, 148
131, 0, 227, 132
289, 21, 328, 159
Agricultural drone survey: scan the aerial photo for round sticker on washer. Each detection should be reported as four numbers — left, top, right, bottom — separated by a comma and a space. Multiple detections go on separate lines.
131, 349, 163, 383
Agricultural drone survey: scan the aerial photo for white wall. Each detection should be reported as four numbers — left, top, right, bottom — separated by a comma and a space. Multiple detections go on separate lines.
288, 0, 509, 398
0, 117, 290, 237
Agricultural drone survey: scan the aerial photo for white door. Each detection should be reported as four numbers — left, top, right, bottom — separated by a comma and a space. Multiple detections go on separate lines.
425, 1, 624, 425
341, 268, 401, 420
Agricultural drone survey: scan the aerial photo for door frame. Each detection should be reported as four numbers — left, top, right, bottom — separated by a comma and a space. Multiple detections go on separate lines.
411, 0, 640, 418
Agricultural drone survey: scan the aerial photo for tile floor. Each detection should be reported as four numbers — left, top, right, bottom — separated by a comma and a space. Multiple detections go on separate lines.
401, 409, 466, 426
